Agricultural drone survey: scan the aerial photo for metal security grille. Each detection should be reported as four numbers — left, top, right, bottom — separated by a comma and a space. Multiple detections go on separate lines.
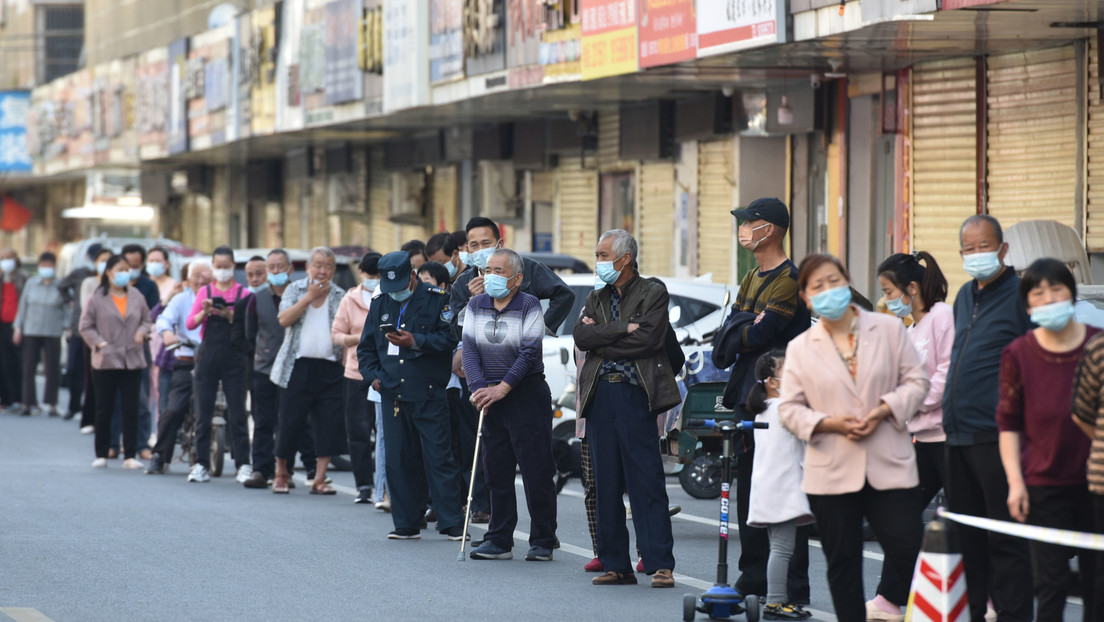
557, 156, 598, 264
1086, 37, 1104, 251
911, 57, 978, 298
697, 138, 734, 284
40, 5, 84, 83
638, 160, 675, 276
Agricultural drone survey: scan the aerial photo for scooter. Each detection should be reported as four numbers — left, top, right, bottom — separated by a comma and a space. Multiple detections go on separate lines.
682, 417, 766, 622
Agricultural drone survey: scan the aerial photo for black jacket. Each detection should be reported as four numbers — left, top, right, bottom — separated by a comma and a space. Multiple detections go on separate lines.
449, 257, 574, 340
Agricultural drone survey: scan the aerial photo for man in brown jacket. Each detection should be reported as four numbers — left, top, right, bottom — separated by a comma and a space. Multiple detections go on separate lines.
574, 229, 680, 588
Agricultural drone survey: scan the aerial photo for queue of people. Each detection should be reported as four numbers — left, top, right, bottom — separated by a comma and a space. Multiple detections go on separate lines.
10, 202, 1104, 621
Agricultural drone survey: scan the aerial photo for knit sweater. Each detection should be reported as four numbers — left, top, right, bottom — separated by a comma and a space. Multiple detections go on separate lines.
1072, 333, 1104, 494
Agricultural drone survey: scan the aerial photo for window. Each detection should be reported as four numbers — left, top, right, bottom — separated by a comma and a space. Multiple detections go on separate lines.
38, 5, 83, 84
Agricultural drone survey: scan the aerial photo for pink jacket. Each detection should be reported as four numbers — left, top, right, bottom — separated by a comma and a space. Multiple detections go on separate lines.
906, 302, 953, 442
779, 308, 930, 495
332, 285, 372, 380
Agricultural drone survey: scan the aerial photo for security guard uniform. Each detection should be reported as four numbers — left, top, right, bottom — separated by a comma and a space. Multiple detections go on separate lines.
358, 252, 463, 535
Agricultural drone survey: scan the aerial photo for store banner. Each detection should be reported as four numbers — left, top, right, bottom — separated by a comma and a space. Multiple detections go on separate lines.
383, 1, 429, 113
229, 14, 252, 142
696, 0, 784, 58
942, 0, 1007, 7
430, 0, 463, 83
326, 0, 365, 104
463, 0, 506, 76
91, 58, 137, 165
637, 0, 696, 68
506, 0, 546, 87
580, 0, 638, 80
0, 91, 31, 173
251, 7, 277, 136
188, 25, 233, 150
168, 38, 189, 154
540, 22, 581, 83
136, 48, 169, 160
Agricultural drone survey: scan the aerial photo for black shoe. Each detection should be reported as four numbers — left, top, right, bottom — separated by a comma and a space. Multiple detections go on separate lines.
354, 488, 373, 504
243, 471, 269, 489
441, 526, 469, 541
387, 528, 421, 540
425, 507, 437, 522
145, 454, 165, 475
763, 604, 812, 620
62, 410, 76, 421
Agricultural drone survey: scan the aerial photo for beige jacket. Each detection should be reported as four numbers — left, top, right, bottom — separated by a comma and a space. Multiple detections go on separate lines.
79, 286, 152, 371
779, 308, 929, 495
332, 285, 372, 380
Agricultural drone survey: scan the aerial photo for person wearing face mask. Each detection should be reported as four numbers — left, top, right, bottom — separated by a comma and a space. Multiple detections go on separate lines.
117, 244, 159, 459
331, 252, 382, 504
869, 250, 953, 621
358, 251, 465, 540
77, 248, 114, 434
778, 254, 929, 622
146, 246, 179, 428
943, 215, 1034, 622
425, 231, 468, 285
417, 261, 451, 289
462, 248, 558, 561
57, 243, 104, 422
12, 252, 66, 417
79, 255, 153, 470
713, 197, 811, 601
996, 259, 1098, 622
0, 248, 26, 411
186, 246, 252, 484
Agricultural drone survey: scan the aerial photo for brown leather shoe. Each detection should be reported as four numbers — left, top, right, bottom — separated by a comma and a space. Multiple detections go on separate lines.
471, 510, 491, 524
592, 571, 638, 586
651, 569, 675, 588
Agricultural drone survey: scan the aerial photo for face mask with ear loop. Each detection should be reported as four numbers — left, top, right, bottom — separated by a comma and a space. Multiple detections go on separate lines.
738, 223, 772, 251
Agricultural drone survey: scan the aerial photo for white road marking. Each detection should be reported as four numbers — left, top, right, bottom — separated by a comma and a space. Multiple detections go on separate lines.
0, 608, 56, 622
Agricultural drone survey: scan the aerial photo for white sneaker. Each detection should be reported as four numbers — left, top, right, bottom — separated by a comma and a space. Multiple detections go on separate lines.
91, 458, 108, 468
865, 600, 904, 622
984, 608, 997, 622
80, 426, 94, 435
122, 458, 144, 470
235, 464, 254, 484
187, 464, 211, 483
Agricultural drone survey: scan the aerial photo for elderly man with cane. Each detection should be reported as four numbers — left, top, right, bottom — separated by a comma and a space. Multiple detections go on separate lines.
460, 248, 558, 561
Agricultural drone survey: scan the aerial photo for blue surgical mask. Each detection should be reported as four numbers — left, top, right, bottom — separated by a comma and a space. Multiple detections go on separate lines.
445, 259, 458, 279
96, 261, 107, 275
38, 267, 55, 280
471, 246, 497, 270
1030, 300, 1075, 332
146, 262, 166, 278
596, 254, 626, 284
810, 285, 852, 320
594, 274, 605, 291
484, 274, 514, 299
362, 278, 379, 291
0, 259, 15, 274
267, 272, 289, 288
885, 294, 912, 318
128, 268, 141, 281
963, 251, 1002, 281
458, 251, 471, 267
388, 287, 413, 303
247, 285, 263, 294
112, 272, 131, 288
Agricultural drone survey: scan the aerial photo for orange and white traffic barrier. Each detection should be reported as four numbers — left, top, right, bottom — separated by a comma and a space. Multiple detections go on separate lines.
906, 515, 969, 622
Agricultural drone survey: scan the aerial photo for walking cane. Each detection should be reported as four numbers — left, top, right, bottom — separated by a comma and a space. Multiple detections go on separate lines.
458, 406, 487, 561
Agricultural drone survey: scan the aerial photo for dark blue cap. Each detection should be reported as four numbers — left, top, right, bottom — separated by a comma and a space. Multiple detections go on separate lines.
731, 197, 790, 229
377, 251, 412, 294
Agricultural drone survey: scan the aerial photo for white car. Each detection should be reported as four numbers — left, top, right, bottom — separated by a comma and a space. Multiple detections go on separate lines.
541, 274, 736, 439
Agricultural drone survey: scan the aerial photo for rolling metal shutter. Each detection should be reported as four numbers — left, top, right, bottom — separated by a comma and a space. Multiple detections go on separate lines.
368, 147, 397, 252
598, 109, 633, 173
1087, 38, 1104, 251
431, 165, 457, 233
986, 46, 1078, 229
911, 58, 978, 298
697, 138, 734, 285
557, 156, 598, 266
639, 160, 675, 276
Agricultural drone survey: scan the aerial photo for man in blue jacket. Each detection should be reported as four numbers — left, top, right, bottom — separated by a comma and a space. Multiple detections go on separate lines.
943, 215, 1033, 622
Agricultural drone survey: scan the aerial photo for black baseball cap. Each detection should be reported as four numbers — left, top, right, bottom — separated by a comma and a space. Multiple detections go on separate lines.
731, 197, 790, 229
377, 251, 412, 294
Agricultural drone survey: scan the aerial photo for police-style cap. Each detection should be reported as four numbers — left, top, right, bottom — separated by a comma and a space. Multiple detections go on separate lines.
377, 251, 412, 294
731, 197, 790, 229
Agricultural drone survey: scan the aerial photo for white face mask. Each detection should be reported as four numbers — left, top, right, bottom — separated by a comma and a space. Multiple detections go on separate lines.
212, 268, 234, 284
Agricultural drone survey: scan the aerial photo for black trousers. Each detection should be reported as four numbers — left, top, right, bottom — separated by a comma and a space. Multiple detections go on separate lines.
481, 376, 558, 550
110, 346, 152, 451
380, 394, 463, 533
67, 334, 86, 414
343, 378, 376, 491
92, 369, 141, 459
735, 447, 811, 600
0, 322, 22, 405
807, 484, 922, 622
588, 381, 675, 574
252, 373, 280, 479
946, 442, 1034, 622
194, 344, 249, 469
877, 439, 946, 601
151, 363, 195, 463
79, 343, 96, 428
1094, 493, 1104, 622
21, 335, 60, 408
275, 358, 346, 460
1026, 484, 1097, 622
448, 379, 489, 513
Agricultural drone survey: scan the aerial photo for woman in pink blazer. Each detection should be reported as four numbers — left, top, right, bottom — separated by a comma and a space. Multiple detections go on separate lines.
778, 254, 929, 622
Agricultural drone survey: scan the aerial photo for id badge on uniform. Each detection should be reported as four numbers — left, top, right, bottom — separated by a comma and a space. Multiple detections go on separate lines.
388, 343, 400, 356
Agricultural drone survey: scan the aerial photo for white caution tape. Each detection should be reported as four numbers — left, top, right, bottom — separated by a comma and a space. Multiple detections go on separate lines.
938, 508, 1104, 551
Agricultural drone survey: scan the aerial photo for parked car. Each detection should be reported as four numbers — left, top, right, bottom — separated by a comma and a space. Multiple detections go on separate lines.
57, 237, 200, 280
542, 274, 736, 440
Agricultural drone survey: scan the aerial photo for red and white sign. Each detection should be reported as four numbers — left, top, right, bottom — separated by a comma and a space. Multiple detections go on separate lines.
637, 0, 696, 69
696, 0, 783, 59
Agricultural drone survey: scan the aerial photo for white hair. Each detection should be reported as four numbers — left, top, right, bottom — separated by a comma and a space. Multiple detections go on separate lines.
599, 229, 638, 266
309, 246, 336, 264
491, 248, 523, 275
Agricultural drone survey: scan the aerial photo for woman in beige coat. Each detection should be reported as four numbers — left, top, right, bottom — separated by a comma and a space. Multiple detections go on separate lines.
80, 255, 152, 470
778, 254, 929, 622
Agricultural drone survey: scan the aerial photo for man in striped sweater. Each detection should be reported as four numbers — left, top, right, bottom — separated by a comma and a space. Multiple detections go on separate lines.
462, 248, 558, 562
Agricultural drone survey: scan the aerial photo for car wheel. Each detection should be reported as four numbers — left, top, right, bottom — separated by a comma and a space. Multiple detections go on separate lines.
552, 420, 575, 441
678, 451, 722, 499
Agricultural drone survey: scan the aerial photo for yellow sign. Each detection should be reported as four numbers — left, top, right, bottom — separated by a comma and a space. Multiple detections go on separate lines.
581, 27, 637, 80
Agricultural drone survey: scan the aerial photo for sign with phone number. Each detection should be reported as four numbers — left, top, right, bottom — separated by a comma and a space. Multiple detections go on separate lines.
580, 0, 638, 80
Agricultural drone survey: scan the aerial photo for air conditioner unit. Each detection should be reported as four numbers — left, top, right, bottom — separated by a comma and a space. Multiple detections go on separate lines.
479, 160, 522, 223
388, 171, 426, 225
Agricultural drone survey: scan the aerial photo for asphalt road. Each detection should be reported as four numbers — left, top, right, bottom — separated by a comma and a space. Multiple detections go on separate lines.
0, 390, 1082, 622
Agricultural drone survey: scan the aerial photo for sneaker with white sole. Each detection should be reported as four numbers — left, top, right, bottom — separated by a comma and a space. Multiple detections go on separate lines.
187, 464, 211, 483
91, 457, 108, 468
80, 425, 95, 435
865, 600, 904, 622
235, 464, 254, 484
122, 458, 144, 470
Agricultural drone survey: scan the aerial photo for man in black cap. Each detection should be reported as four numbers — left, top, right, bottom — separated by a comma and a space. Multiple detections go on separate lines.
714, 197, 811, 601
358, 251, 466, 541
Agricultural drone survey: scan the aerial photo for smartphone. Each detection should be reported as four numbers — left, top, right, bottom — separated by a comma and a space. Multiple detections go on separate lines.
211, 297, 227, 310
379, 323, 398, 334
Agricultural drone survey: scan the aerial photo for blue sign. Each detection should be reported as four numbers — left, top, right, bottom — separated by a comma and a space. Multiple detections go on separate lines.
0, 91, 31, 172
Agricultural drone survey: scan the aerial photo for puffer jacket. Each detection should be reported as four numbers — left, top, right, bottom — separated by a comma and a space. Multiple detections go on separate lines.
574, 274, 681, 416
